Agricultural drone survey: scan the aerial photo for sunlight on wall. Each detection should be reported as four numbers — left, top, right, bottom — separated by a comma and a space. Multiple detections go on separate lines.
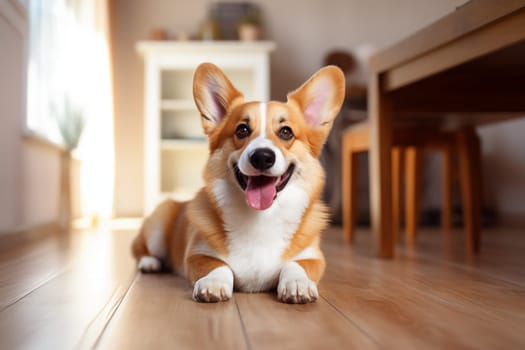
75, 30, 115, 224
27, 0, 115, 224
56, 0, 115, 224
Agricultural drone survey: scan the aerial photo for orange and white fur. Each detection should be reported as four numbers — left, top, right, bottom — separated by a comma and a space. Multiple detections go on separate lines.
132, 63, 345, 303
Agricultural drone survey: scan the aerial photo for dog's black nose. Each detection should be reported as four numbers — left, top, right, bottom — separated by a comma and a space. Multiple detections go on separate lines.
250, 148, 275, 171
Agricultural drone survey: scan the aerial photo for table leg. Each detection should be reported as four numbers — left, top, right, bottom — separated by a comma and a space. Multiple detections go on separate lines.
405, 146, 421, 245
391, 147, 403, 243
440, 145, 454, 233
457, 127, 482, 254
368, 74, 394, 258
342, 134, 359, 244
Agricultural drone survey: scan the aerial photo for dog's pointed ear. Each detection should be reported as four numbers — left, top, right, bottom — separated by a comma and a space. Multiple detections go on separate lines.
287, 66, 346, 129
193, 63, 244, 135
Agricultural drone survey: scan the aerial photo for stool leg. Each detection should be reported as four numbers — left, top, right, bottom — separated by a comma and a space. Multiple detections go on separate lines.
457, 128, 482, 254
391, 147, 403, 243
342, 139, 359, 244
405, 147, 421, 245
441, 146, 453, 232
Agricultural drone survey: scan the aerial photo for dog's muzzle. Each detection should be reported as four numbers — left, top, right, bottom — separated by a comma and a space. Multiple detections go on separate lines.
234, 161, 295, 211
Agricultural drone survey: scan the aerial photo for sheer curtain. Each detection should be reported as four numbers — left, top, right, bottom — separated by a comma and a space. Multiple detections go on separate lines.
27, 0, 114, 223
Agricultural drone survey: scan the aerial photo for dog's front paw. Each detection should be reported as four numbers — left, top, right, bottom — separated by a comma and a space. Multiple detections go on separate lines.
192, 266, 234, 303
277, 277, 318, 304
278, 261, 319, 304
138, 256, 162, 273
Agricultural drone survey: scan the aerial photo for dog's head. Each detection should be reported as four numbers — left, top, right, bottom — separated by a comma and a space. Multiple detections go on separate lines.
193, 63, 345, 211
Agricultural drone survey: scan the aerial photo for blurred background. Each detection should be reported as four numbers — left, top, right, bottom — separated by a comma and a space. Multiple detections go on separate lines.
1, 0, 524, 234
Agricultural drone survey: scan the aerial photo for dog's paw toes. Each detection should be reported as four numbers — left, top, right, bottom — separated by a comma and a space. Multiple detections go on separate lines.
277, 278, 318, 304
193, 277, 233, 303
138, 256, 162, 273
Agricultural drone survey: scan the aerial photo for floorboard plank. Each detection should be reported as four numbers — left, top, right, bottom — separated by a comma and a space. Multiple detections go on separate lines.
234, 292, 379, 350
321, 227, 525, 349
2, 223, 525, 349
0, 231, 72, 309
97, 273, 248, 350
325, 238, 525, 322
0, 229, 136, 349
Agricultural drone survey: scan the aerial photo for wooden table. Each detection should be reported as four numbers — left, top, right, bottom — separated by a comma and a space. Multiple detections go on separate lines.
367, 0, 525, 258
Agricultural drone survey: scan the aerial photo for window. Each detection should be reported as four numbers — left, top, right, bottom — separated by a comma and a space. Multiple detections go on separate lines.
27, 0, 68, 143
26, 0, 107, 147
26, 0, 115, 221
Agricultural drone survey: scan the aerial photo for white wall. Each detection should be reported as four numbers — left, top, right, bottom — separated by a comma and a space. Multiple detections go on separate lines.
113, 0, 525, 219
0, 0, 61, 232
479, 121, 525, 221
263, 0, 469, 100
20, 140, 61, 226
0, 1, 23, 230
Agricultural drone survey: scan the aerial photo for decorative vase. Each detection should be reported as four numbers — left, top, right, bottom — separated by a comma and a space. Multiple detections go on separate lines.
238, 23, 260, 41
59, 150, 73, 229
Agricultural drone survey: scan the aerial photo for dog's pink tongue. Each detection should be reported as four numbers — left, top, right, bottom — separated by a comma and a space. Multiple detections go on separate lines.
246, 176, 277, 210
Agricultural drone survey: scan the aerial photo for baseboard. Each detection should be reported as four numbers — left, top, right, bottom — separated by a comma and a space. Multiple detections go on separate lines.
0, 221, 63, 252
497, 213, 525, 228
0, 221, 60, 235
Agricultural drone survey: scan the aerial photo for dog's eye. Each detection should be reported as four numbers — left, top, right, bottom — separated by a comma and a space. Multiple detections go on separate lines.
278, 126, 294, 141
235, 124, 251, 139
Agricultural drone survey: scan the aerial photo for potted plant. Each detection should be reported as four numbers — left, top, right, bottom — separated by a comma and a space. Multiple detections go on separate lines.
55, 98, 85, 229
238, 11, 262, 41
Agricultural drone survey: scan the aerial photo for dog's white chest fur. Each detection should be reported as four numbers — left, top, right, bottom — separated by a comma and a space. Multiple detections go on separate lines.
211, 179, 309, 292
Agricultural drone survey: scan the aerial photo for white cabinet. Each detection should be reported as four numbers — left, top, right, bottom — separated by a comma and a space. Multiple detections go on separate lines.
136, 41, 275, 214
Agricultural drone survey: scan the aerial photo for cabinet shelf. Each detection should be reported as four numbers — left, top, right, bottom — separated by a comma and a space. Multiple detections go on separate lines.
161, 138, 207, 150
160, 189, 200, 202
160, 99, 196, 111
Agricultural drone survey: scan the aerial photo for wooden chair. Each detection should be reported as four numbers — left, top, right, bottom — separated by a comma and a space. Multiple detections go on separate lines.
341, 122, 482, 253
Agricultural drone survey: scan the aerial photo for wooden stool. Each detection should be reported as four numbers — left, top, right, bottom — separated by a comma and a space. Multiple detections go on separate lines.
341, 122, 482, 254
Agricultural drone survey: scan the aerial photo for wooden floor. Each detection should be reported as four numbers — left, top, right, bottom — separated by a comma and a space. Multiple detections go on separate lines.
1, 222, 524, 349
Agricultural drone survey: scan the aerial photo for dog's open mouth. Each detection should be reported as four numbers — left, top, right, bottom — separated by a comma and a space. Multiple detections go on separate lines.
234, 164, 295, 210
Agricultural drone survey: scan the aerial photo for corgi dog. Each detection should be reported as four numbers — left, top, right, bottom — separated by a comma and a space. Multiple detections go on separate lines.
132, 63, 345, 303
